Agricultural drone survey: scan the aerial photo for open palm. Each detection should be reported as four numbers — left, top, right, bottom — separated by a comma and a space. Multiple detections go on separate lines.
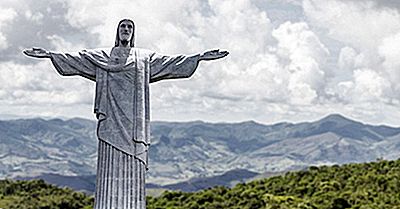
23, 48, 51, 58
200, 49, 229, 61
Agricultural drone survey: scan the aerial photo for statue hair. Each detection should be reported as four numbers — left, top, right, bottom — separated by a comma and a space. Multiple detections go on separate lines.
115, 19, 135, 47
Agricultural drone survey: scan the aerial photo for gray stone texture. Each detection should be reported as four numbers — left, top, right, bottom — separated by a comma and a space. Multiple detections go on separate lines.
49, 48, 200, 208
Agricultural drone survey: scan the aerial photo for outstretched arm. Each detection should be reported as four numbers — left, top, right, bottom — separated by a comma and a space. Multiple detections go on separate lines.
149, 49, 229, 83
23, 47, 97, 81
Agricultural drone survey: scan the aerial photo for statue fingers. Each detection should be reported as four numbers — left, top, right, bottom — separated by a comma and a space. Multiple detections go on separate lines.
201, 49, 228, 60
23, 49, 35, 56
220, 50, 229, 56
212, 49, 229, 57
205, 49, 219, 54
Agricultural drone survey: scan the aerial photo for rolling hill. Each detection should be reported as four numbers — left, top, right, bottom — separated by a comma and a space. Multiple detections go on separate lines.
1, 114, 399, 189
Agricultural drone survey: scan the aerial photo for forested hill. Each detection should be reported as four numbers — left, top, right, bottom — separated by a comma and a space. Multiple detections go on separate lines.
1, 159, 399, 209
148, 159, 400, 209
0, 179, 93, 209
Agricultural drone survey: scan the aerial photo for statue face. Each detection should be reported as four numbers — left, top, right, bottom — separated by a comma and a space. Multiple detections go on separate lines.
118, 20, 134, 42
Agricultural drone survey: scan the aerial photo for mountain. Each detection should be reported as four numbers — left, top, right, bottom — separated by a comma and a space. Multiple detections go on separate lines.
16, 168, 260, 194
147, 114, 400, 184
0, 118, 97, 178
1, 114, 400, 186
158, 169, 259, 192
16, 173, 96, 194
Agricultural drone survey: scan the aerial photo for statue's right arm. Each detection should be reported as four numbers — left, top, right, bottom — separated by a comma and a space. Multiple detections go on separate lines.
23, 47, 51, 59
23, 47, 96, 81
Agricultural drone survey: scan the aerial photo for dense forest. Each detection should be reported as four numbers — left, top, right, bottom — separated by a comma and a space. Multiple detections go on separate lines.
0, 179, 93, 209
1, 159, 400, 209
148, 159, 400, 209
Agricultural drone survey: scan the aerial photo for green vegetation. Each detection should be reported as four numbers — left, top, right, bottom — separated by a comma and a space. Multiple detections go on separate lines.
147, 159, 400, 209
0, 179, 93, 209
1, 159, 399, 209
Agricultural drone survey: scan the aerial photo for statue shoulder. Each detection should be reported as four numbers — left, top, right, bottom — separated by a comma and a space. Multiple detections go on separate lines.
84, 48, 112, 56
131, 47, 156, 59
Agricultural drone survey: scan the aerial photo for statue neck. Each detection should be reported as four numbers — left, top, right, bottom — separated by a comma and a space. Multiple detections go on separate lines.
119, 40, 130, 48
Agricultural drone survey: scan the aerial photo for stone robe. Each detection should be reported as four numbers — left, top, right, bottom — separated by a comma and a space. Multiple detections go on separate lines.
50, 47, 200, 166
49, 47, 200, 208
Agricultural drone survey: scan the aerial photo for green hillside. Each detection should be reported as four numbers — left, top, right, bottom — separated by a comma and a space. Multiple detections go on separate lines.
0, 179, 93, 209
147, 159, 400, 209
1, 159, 399, 209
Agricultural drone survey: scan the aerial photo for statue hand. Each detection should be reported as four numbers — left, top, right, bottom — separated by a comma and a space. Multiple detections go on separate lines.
199, 49, 229, 61
23, 47, 51, 58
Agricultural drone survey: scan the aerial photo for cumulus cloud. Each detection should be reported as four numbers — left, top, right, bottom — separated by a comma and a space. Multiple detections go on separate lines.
379, 32, 400, 92
272, 21, 329, 104
1, 0, 400, 126
0, 60, 95, 118
340, 0, 400, 10
0, 8, 17, 50
0, 0, 99, 63
338, 47, 357, 70
0, 0, 100, 119
304, 0, 400, 111
304, 0, 400, 50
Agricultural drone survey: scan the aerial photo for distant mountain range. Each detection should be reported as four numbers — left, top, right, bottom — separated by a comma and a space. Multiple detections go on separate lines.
16, 168, 260, 194
1, 114, 400, 189
0, 118, 97, 178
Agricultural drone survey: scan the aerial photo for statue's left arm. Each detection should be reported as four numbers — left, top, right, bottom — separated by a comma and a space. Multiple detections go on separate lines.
149, 49, 228, 83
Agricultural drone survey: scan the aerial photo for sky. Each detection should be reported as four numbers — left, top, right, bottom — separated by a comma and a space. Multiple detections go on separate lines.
0, 0, 400, 126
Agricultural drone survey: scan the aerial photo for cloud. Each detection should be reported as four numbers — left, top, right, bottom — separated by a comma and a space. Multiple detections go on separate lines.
338, 47, 357, 70
0, 0, 99, 119
0, 0, 99, 63
272, 21, 329, 104
0, 60, 95, 119
352, 69, 391, 102
0, 61, 94, 105
1, 0, 400, 126
24, 10, 44, 24
303, 0, 400, 106
340, 0, 400, 10
334, 69, 391, 103
0, 8, 17, 50
379, 32, 400, 93
62, 0, 207, 51
47, 35, 86, 52
143, 0, 280, 119
304, 0, 400, 50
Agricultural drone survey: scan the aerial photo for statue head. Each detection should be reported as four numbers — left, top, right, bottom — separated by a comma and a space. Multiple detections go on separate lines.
115, 19, 135, 47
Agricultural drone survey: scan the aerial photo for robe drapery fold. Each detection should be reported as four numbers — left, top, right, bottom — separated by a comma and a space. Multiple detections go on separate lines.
94, 140, 146, 209
50, 48, 200, 167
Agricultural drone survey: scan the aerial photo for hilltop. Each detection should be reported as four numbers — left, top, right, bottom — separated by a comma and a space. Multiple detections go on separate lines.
1, 159, 399, 208
148, 159, 400, 209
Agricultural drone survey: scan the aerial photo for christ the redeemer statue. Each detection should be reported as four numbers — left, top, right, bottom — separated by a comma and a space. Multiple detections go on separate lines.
23, 19, 228, 209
